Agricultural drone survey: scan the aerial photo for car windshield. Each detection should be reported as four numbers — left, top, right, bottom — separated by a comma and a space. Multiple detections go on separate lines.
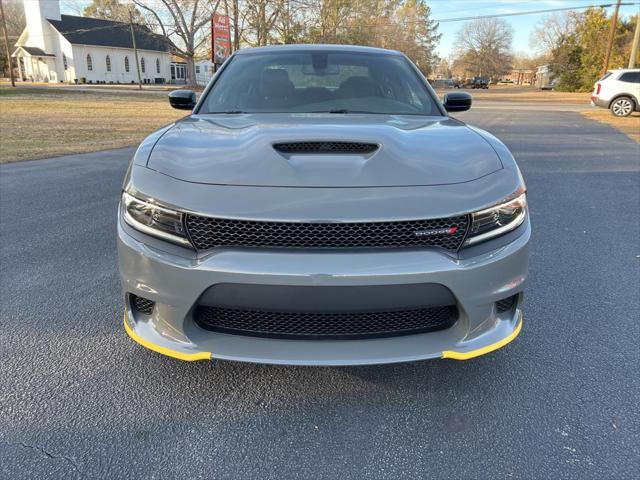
199, 51, 441, 116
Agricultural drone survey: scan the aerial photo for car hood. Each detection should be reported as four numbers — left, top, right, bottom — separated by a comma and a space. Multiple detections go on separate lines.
147, 114, 502, 187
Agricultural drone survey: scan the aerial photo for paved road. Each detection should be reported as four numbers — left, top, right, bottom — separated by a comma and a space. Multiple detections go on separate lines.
1, 109, 639, 480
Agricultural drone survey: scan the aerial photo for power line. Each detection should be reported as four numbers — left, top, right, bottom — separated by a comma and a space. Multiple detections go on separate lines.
266, 1, 639, 29
435, 2, 638, 23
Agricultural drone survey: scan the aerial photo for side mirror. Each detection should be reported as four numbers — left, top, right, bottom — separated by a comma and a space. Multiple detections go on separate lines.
169, 89, 196, 110
443, 92, 472, 112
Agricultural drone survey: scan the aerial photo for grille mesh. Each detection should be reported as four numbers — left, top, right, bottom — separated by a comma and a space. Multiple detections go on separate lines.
131, 294, 155, 315
195, 305, 457, 339
273, 141, 378, 154
185, 215, 469, 251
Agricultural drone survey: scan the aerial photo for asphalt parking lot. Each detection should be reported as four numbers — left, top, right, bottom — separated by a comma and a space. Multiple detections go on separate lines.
1, 107, 639, 479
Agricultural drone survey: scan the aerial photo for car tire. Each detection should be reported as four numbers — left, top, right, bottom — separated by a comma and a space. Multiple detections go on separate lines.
610, 96, 635, 117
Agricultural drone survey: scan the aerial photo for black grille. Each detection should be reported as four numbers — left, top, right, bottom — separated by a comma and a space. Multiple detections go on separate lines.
131, 294, 155, 315
273, 141, 378, 154
194, 305, 457, 339
496, 294, 518, 313
185, 215, 469, 251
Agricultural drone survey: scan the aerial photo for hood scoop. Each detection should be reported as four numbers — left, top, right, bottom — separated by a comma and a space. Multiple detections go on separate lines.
273, 141, 379, 155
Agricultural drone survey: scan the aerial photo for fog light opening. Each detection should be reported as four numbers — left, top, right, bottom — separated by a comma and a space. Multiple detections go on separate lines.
495, 294, 519, 314
130, 294, 155, 315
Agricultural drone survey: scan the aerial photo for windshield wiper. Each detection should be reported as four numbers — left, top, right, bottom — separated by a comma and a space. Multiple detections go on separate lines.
208, 110, 246, 114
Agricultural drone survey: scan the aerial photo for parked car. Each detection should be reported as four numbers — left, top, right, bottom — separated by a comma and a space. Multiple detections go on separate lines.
119, 45, 530, 365
432, 78, 455, 89
539, 78, 558, 91
472, 76, 489, 89
591, 68, 640, 117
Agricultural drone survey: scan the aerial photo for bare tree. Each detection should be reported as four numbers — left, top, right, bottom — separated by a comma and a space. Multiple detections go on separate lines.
272, 0, 308, 44
1, 0, 23, 34
133, 0, 220, 86
301, 0, 440, 74
123, 0, 442, 77
454, 17, 513, 78
530, 12, 577, 55
230, 0, 240, 50
242, 0, 282, 46
0, 0, 24, 79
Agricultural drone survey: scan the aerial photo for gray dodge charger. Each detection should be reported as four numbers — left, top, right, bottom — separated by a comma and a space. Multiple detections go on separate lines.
118, 45, 530, 365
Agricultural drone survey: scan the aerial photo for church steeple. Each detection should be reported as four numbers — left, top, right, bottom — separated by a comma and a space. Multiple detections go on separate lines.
23, 0, 61, 52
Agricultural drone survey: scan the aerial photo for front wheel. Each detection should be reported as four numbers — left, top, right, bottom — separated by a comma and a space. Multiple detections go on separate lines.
610, 96, 635, 117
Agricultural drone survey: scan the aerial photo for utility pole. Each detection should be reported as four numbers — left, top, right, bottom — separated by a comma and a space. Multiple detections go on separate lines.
602, 0, 622, 76
0, 0, 15, 87
629, 11, 640, 68
129, 8, 142, 90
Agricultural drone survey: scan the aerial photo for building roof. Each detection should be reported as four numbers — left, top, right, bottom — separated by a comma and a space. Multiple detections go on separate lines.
19, 46, 55, 57
47, 15, 170, 52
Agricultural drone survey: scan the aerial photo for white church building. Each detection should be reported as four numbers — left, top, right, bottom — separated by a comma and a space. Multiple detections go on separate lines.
13, 0, 174, 84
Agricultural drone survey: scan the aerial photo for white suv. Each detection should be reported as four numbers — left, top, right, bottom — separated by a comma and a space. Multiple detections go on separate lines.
591, 68, 640, 117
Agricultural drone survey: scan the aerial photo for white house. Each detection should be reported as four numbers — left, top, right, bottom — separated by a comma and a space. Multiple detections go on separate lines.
195, 59, 215, 86
13, 0, 173, 84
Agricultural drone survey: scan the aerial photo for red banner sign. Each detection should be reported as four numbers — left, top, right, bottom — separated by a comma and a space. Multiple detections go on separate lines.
212, 14, 231, 64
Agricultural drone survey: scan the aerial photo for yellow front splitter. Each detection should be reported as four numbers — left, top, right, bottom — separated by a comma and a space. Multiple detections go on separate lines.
123, 315, 212, 362
441, 315, 523, 360
124, 312, 522, 363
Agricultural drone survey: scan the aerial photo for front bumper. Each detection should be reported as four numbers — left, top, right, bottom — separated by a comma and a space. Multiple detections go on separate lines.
118, 214, 530, 366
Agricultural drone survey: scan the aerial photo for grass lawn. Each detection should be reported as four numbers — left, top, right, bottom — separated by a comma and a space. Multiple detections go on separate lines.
0, 87, 185, 163
581, 109, 640, 143
435, 84, 590, 104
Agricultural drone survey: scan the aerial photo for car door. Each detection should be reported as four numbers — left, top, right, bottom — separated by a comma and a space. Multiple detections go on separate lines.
617, 71, 640, 103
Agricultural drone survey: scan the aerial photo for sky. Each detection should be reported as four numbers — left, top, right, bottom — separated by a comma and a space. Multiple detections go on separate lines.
56, 0, 640, 59
428, 0, 640, 58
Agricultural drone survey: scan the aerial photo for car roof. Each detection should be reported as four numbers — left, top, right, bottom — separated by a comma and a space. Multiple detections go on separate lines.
235, 44, 403, 56
609, 68, 640, 72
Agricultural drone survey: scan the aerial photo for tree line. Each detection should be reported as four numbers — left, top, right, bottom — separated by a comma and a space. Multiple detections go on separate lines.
531, 7, 639, 92
1, 0, 512, 84
4, 0, 637, 92
73, 0, 442, 83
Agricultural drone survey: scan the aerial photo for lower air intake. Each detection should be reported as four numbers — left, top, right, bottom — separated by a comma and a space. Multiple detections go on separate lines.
194, 305, 457, 340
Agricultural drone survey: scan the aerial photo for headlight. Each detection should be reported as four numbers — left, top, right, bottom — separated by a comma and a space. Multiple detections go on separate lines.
464, 192, 527, 246
121, 192, 191, 247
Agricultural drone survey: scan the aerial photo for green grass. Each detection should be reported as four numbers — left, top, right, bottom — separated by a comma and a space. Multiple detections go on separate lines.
0, 87, 185, 162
